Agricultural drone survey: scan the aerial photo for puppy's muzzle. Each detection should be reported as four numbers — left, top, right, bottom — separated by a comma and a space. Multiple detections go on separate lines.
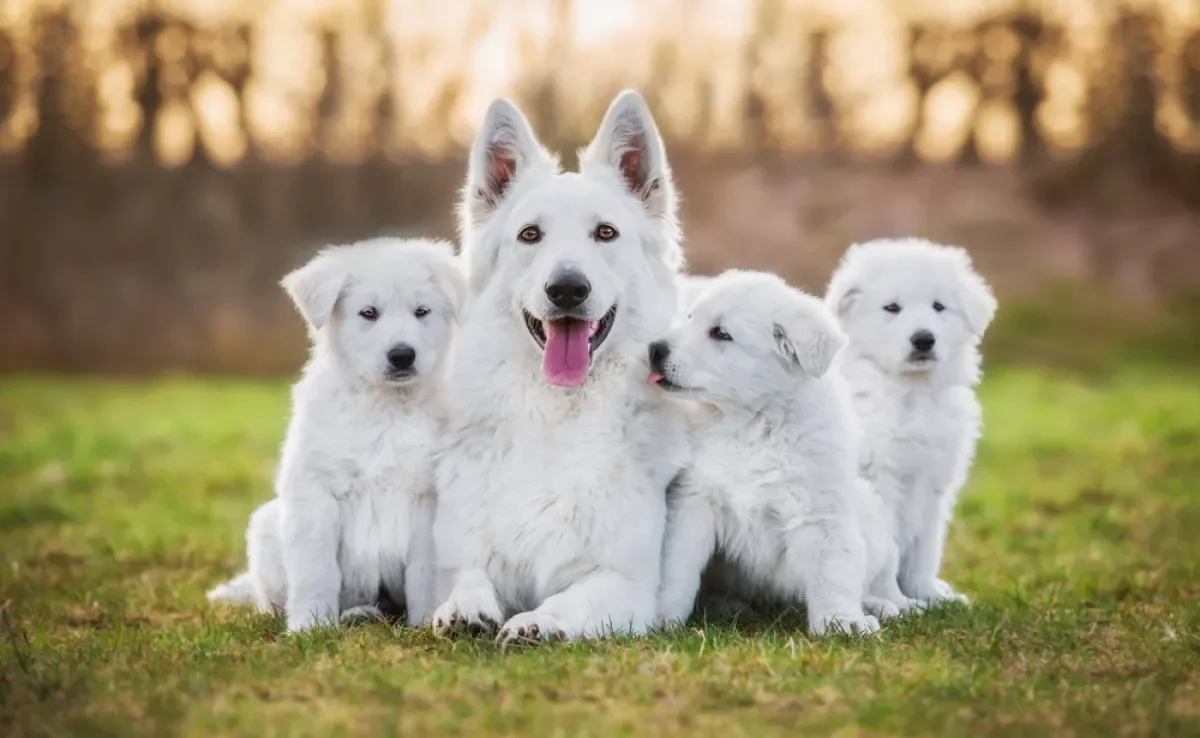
648, 340, 670, 374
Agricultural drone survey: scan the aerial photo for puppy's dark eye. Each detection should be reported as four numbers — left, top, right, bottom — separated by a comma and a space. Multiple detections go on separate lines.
932, 301, 945, 312
359, 307, 379, 321
708, 326, 732, 341
414, 306, 430, 318
595, 223, 618, 242
518, 225, 542, 244
883, 303, 901, 314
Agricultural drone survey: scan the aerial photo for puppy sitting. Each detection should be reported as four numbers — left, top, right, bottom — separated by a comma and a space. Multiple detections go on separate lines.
825, 238, 996, 606
207, 238, 466, 633
651, 270, 882, 636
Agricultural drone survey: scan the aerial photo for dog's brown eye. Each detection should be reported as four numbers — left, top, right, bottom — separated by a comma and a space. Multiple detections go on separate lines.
414, 306, 430, 318
708, 326, 732, 341
932, 301, 945, 312
595, 223, 618, 242
883, 303, 901, 314
359, 307, 379, 321
518, 225, 542, 244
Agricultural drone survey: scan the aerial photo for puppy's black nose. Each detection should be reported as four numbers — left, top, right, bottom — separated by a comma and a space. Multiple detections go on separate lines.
648, 340, 670, 370
387, 344, 417, 370
545, 270, 591, 309
910, 330, 936, 352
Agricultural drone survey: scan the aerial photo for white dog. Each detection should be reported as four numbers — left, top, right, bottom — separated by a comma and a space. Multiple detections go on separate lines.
429, 91, 688, 642
650, 269, 885, 636
207, 238, 467, 633
825, 238, 996, 606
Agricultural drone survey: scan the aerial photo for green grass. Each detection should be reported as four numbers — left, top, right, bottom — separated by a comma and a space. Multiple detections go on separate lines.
1, 366, 1199, 737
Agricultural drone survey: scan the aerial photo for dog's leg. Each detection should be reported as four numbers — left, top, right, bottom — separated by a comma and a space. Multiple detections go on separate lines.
898, 493, 968, 607
431, 568, 504, 636
498, 571, 654, 643
657, 490, 716, 627
788, 519, 879, 637
403, 490, 437, 627
246, 498, 288, 613
281, 493, 342, 633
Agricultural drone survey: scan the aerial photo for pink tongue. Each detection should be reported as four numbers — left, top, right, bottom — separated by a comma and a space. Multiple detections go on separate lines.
647, 372, 664, 385
542, 319, 591, 387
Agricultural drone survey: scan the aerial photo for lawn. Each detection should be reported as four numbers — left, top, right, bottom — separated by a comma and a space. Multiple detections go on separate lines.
1, 361, 1199, 736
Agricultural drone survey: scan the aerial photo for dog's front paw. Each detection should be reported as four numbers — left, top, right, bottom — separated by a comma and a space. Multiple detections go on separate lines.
430, 592, 503, 637
340, 604, 387, 626
906, 578, 970, 608
863, 596, 902, 621
810, 612, 880, 637
498, 611, 568, 645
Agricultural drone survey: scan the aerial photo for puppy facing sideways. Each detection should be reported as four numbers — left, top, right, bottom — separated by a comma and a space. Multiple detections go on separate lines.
207, 238, 466, 633
825, 238, 996, 606
651, 269, 889, 636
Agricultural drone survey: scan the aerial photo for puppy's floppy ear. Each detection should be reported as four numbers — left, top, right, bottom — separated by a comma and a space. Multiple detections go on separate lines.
431, 252, 469, 320
824, 244, 864, 320
949, 248, 997, 336
773, 291, 848, 378
582, 90, 679, 227
281, 248, 348, 331
460, 98, 555, 293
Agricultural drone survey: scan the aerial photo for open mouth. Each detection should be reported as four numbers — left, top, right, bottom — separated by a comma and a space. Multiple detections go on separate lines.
523, 304, 618, 387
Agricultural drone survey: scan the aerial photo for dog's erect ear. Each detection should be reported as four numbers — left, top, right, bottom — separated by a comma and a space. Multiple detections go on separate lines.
583, 90, 677, 224
773, 293, 848, 377
463, 99, 551, 225
281, 249, 347, 331
950, 249, 997, 336
460, 98, 554, 294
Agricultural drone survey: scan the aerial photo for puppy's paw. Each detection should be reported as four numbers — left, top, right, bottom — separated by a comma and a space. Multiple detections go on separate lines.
906, 579, 970, 608
339, 604, 387, 626
430, 592, 503, 638
498, 611, 568, 645
863, 596, 902, 621
811, 612, 880, 637
286, 611, 333, 634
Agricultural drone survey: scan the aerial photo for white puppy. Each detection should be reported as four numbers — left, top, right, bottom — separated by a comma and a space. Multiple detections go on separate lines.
430, 91, 687, 642
651, 269, 882, 636
207, 238, 467, 633
825, 238, 996, 606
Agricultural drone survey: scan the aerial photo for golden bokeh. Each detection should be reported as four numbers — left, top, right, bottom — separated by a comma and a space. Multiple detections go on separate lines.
0, 0, 1198, 165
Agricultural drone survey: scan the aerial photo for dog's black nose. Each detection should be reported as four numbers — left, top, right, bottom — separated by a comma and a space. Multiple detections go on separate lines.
910, 330, 936, 352
387, 344, 417, 370
648, 340, 670, 370
545, 270, 591, 309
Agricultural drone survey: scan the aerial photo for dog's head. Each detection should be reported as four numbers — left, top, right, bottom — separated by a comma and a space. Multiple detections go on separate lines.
825, 238, 996, 377
648, 270, 846, 408
282, 238, 467, 387
458, 91, 681, 388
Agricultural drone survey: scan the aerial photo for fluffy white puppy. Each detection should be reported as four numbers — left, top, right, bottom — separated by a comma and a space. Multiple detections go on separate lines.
825, 238, 996, 606
207, 237, 467, 633
651, 269, 882, 636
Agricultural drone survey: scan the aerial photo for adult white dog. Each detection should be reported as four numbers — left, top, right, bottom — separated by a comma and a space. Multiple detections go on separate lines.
825, 238, 996, 606
430, 90, 687, 642
650, 269, 884, 636
207, 238, 466, 633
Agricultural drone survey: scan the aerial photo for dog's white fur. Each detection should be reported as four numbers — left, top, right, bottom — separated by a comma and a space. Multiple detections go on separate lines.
430, 91, 688, 642
207, 238, 467, 633
652, 270, 885, 635
825, 238, 996, 606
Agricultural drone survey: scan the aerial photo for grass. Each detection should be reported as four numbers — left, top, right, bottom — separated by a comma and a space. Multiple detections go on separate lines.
1, 360, 1199, 736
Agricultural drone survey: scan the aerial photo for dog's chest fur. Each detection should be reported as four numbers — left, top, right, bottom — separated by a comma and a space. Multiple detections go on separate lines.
852, 379, 977, 545
440, 352, 685, 611
686, 391, 855, 595
286, 373, 441, 593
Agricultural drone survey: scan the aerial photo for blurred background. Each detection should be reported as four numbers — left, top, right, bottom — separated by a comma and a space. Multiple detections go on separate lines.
2, 0, 1199, 374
